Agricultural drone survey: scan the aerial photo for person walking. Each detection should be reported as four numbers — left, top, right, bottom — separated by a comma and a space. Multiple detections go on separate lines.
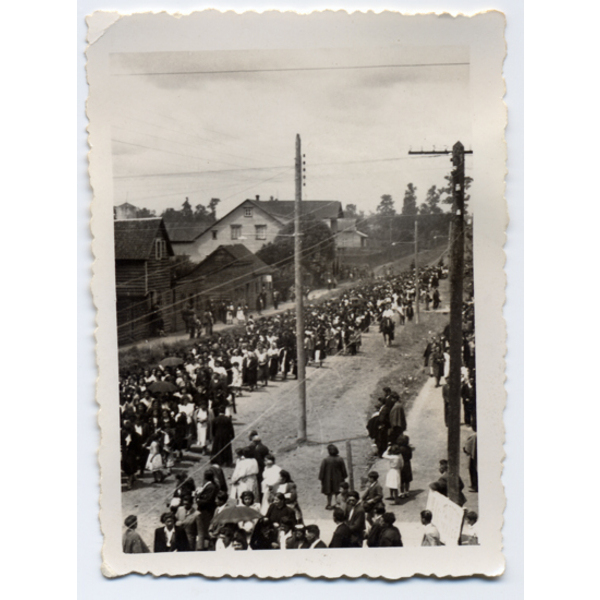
318, 444, 348, 510
210, 407, 234, 467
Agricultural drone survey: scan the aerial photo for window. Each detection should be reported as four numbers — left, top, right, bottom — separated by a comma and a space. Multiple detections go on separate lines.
231, 224, 242, 240
244, 207, 253, 217
255, 224, 267, 240
212, 230, 218, 240
154, 238, 167, 259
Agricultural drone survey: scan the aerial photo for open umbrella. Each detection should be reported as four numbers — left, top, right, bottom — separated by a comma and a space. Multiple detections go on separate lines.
148, 380, 178, 394
210, 505, 262, 526
159, 356, 184, 368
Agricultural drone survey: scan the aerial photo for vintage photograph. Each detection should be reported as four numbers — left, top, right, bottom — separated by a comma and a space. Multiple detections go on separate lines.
87, 10, 507, 578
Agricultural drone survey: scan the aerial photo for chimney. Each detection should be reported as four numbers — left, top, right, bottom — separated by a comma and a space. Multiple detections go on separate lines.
255, 195, 260, 201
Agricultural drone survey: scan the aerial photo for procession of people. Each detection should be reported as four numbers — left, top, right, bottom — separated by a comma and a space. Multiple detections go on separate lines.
120, 257, 478, 551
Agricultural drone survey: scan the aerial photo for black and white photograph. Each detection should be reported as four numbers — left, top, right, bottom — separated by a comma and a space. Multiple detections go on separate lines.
86, 9, 507, 578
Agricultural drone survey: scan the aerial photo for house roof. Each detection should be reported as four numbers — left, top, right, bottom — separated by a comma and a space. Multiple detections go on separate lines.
115, 202, 139, 210
252, 199, 343, 221
114, 218, 173, 260
179, 244, 272, 282
337, 218, 368, 237
163, 220, 212, 243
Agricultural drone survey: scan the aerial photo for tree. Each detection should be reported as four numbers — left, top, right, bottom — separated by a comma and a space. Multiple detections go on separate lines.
181, 197, 193, 219
345, 204, 358, 218
401, 184, 418, 216
194, 204, 210, 219
135, 207, 156, 218
208, 198, 220, 218
256, 214, 335, 287
376, 194, 396, 217
441, 174, 473, 209
419, 185, 443, 215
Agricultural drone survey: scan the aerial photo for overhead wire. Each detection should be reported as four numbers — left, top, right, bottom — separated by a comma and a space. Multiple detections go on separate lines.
113, 61, 470, 77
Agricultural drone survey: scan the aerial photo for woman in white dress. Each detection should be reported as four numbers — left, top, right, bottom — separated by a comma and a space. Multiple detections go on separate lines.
381, 444, 403, 504
226, 303, 234, 325
236, 304, 245, 324
260, 454, 282, 514
194, 402, 209, 454
229, 449, 259, 501
145, 435, 165, 483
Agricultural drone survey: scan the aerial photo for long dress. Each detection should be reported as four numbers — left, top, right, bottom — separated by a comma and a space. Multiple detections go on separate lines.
145, 440, 163, 472
229, 457, 260, 500
210, 415, 234, 466
195, 407, 209, 449
318, 455, 348, 495
260, 464, 282, 514
381, 449, 402, 491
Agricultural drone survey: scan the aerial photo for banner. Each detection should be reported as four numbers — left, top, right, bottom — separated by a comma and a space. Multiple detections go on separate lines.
425, 490, 466, 546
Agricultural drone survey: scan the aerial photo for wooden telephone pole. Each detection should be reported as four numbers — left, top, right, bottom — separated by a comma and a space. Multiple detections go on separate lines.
295, 134, 307, 442
409, 142, 472, 505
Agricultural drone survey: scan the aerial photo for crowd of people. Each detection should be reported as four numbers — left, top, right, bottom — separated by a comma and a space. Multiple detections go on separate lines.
120, 256, 479, 550
122, 431, 479, 552
119, 262, 447, 489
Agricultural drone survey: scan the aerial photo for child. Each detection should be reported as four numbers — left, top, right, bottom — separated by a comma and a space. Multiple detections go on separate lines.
420, 509, 443, 546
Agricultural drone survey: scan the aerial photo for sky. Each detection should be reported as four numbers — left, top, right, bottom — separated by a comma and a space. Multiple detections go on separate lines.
109, 45, 472, 218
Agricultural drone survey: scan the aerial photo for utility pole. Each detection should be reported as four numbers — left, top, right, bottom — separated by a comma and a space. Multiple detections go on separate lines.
446, 141, 466, 505
295, 134, 307, 442
409, 142, 472, 505
414, 218, 420, 324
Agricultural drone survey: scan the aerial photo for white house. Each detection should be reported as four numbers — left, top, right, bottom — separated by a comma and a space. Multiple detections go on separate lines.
174, 196, 344, 262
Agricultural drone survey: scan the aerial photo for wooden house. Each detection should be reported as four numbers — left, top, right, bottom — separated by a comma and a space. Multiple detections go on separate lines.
335, 218, 369, 248
114, 218, 175, 345
176, 244, 274, 312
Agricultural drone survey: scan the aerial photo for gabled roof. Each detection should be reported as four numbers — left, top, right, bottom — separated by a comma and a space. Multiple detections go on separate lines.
185, 199, 286, 243
252, 199, 343, 221
115, 202, 139, 210
337, 218, 369, 237
179, 244, 272, 282
163, 220, 212, 243
114, 218, 174, 260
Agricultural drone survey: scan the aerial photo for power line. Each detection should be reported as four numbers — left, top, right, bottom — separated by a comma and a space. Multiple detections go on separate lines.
113, 62, 470, 77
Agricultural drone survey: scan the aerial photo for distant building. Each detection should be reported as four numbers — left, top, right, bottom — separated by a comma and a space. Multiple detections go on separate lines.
114, 218, 175, 345
114, 202, 140, 220
172, 196, 343, 262
176, 244, 274, 312
335, 218, 369, 248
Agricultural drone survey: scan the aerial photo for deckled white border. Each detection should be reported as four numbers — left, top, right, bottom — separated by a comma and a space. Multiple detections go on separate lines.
86, 9, 507, 579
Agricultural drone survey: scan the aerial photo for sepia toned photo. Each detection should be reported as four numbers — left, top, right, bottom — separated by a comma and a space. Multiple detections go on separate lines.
86, 9, 507, 578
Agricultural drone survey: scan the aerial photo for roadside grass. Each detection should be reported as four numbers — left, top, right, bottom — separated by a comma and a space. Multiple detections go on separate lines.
368, 309, 450, 418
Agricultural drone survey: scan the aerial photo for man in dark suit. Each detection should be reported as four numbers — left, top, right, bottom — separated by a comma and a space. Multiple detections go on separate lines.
304, 524, 327, 549
329, 507, 352, 548
196, 471, 218, 550
344, 491, 366, 547
153, 512, 190, 552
